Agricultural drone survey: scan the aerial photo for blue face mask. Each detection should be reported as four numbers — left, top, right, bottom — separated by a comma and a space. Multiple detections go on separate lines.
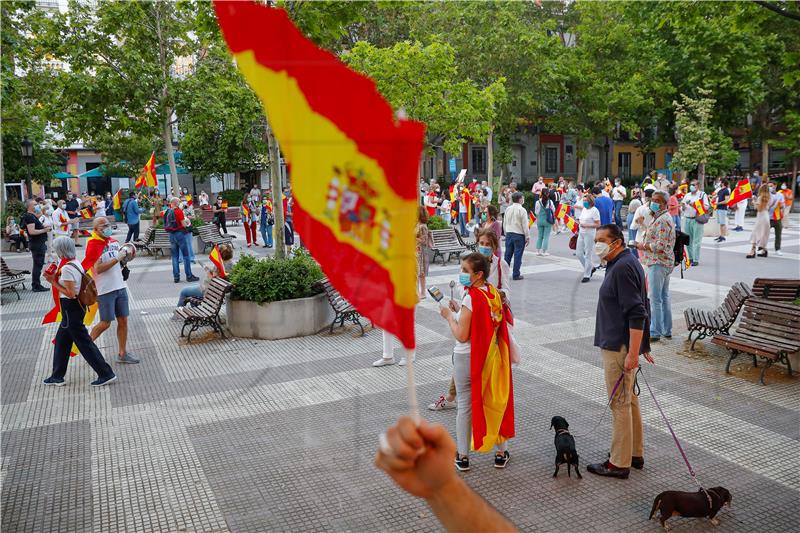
478, 245, 492, 257
583, 201, 590, 208
689, 185, 697, 192
102, 227, 113, 238
650, 202, 661, 213
458, 273, 472, 287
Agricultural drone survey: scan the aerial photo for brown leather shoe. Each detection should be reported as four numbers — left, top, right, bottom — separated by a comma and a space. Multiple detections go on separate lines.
587, 460, 630, 479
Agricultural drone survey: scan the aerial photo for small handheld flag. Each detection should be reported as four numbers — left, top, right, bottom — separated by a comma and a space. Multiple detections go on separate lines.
208, 245, 226, 278
727, 179, 752, 206
112, 190, 122, 211
528, 211, 536, 228
693, 198, 707, 216
555, 203, 568, 221
773, 203, 782, 221
80, 207, 93, 219
562, 214, 578, 234
241, 201, 251, 218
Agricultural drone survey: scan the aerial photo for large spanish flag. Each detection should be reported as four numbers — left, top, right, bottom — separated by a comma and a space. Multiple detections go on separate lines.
728, 179, 753, 206
135, 151, 157, 188
215, 1, 425, 348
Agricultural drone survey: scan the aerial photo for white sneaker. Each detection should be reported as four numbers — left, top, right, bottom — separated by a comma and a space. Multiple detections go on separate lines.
372, 357, 395, 367
398, 357, 416, 366
536, 250, 542, 256
427, 395, 457, 411
542, 252, 550, 256
776, 250, 783, 256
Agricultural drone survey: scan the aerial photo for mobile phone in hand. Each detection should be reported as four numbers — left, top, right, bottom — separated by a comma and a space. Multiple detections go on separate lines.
427, 286, 443, 302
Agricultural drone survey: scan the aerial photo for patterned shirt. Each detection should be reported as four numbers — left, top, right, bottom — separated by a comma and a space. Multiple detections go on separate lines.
641, 210, 675, 268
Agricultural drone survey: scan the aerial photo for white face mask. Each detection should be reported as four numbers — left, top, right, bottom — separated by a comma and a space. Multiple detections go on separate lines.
595, 240, 616, 260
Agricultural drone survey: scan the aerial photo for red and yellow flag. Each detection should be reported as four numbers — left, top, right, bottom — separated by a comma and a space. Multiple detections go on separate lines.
460, 189, 474, 222
112, 189, 122, 211
728, 179, 752, 206
186, 194, 193, 207
693, 198, 707, 216
215, 1, 425, 348
468, 285, 514, 452
563, 214, 578, 234
135, 151, 157, 188
209, 245, 226, 278
555, 202, 569, 221
773, 203, 782, 221
241, 200, 251, 218
528, 211, 536, 228
80, 207, 93, 219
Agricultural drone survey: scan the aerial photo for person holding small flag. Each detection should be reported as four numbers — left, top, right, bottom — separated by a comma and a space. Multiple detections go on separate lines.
212, 196, 228, 235
680, 180, 709, 266
768, 182, 785, 256
175, 243, 233, 308
52, 200, 73, 240
714, 179, 730, 243
260, 195, 274, 248
241, 194, 259, 247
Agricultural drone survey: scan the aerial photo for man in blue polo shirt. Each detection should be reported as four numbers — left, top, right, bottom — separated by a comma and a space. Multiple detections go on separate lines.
592, 186, 614, 225
587, 224, 653, 480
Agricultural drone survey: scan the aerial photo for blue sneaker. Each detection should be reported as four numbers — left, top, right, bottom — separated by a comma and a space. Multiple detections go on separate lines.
43, 376, 65, 386
90, 374, 117, 387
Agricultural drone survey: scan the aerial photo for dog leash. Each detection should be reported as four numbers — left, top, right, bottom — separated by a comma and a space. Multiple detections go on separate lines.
639, 367, 714, 509
572, 372, 625, 438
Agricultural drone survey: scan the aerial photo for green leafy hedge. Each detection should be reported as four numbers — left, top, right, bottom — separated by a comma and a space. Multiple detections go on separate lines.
219, 189, 245, 207
229, 250, 324, 304
153, 213, 206, 234
2, 199, 26, 227
427, 215, 449, 230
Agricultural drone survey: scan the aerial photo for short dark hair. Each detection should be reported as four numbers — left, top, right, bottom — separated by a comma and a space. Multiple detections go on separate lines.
644, 189, 654, 199
129, 191, 136, 198
591, 187, 601, 195
511, 192, 523, 203
461, 252, 490, 281
598, 223, 623, 242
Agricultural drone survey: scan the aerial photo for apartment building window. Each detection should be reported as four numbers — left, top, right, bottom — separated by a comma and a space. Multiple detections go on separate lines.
618, 152, 631, 179
471, 147, 486, 173
643, 152, 656, 175
544, 147, 558, 173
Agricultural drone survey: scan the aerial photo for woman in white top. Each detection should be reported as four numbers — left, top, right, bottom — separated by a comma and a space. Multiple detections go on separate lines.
5, 216, 28, 252
746, 185, 771, 258
680, 180, 709, 266
95, 198, 107, 218
41, 237, 116, 387
439, 197, 452, 225
51, 201, 72, 237
577, 193, 601, 282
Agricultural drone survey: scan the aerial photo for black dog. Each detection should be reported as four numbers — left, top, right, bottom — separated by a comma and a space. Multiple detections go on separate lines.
550, 416, 582, 479
648, 487, 732, 530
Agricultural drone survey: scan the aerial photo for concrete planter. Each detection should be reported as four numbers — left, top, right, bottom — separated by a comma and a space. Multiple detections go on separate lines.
226, 292, 333, 340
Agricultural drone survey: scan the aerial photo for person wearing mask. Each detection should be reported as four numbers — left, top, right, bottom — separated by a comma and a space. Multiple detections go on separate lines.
105, 192, 114, 217
680, 180, 708, 266
95, 195, 107, 218
731, 189, 746, 232
260, 195, 274, 248
175, 243, 234, 309
667, 184, 681, 231
481, 180, 493, 204
22, 200, 52, 291
502, 192, 529, 280
456, 185, 469, 237
497, 186, 511, 220
632, 189, 655, 258
424, 186, 439, 217
122, 192, 145, 243
212, 196, 228, 235
83, 217, 139, 364
533, 188, 555, 256
65, 193, 81, 247
42, 237, 117, 387
427, 230, 510, 411
415, 206, 434, 301
199, 190, 209, 207
714, 178, 730, 243
577, 193, 601, 283
438, 252, 514, 471
164, 197, 199, 283
767, 182, 785, 256
626, 192, 643, 244
587, 224, 652, 479
654, 173, 670, 192
562, 181, 579, 214
467, 177, 479, 195
593, 186, 614, 226
6, 216, 28, 252
746, 185, 772, 258
779, 182, 793, 206
532, 176, 546, 195
438, 194, 452, 225
637, 192, 675, 342
478, 205, 502, 258
241, 195, 259, 248
611, 179, 627, 228
750, 170, 762, 194
52, 200, 73, 240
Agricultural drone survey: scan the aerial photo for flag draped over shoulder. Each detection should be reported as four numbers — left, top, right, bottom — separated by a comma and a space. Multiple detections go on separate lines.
215, 1, 425, 348
468, 285, 515, 452
728, 179, 752, 206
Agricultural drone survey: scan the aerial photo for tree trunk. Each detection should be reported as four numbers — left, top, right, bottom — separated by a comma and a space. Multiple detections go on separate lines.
487, 128, 496, 194
265, 118, 285, 259
761, 142, 769, 179
163, 109, 179, 197
697, 162, 706, 191
576, 158, 584, 185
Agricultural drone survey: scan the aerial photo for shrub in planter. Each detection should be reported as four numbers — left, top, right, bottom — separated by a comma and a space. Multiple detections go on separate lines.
427, 215, 449, 230
153, 214, 206, 235
219, 189, 245, 207
229, 250, 324, 304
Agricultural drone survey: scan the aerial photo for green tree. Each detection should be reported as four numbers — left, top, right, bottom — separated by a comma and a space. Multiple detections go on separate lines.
670, 89, 738, 187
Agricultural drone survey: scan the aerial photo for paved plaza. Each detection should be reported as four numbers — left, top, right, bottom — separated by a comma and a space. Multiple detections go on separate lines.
1, 215, 799, 532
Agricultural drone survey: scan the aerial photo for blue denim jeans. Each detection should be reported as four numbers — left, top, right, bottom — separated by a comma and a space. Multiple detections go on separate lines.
177, 285, 204, 307
647, 264, 673, 338
613, 200, 623, 227
169, 231, 194, 281
503, 232, 525, 278
672, 214, 681, 232
178, 233, 195, 263
458, 212, 468, 236
260, 223, 273, 246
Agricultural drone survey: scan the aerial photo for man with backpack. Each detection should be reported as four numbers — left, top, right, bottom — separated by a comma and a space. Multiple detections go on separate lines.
122, 192, 145, 243
164, 197, 199, 283
82, 217, 139, 364
636, 191, 675, 342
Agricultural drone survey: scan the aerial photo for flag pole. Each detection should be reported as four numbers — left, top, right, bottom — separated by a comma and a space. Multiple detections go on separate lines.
405, 348, 420, 423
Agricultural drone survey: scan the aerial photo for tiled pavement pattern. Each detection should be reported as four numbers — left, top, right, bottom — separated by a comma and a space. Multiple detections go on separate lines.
2, 215, 799, 532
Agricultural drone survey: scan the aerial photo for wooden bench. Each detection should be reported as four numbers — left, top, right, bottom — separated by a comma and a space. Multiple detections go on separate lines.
459, 230, 478, 252
177, 277, 232, 342
197, 224, 234, 253
712, 297, 799, 385
316, 278, 365, 336
132, 226, 155, 256
0, 272, 26, 301
150, 229, 173, 257
1, 257, 30, 282
199, 207, 215, 224
430, 228, 467, 265
751, 278, 800, 302
684, 282, 753, 350
226, 207, 241, 225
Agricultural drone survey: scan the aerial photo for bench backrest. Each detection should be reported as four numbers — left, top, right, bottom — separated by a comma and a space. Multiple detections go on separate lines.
317, 278, 353, 312
751, 278, 800, 302
430, 228, 462, 249
226, 207, 241, 220
152, 229, 173, 246
199, 277, 232, 315
1, 257, 13, 276
738, 297, 800, 351
138, 226, 155, 243
197, 224, 219, 241
718, 281, 753, 320
200, 209, 215, 223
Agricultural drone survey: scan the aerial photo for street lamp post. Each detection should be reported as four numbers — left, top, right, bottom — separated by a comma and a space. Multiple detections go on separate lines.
604, 137, 610, 180
20, 137, 34, 199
